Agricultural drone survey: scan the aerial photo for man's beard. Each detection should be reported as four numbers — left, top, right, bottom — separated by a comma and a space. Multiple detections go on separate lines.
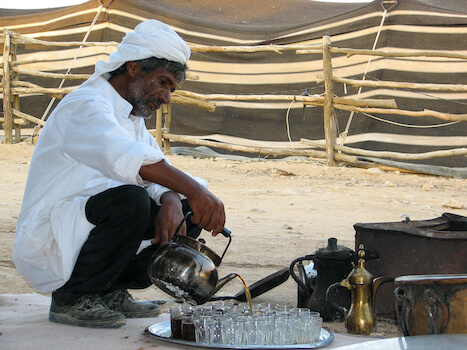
127, 78, 159, 119
132, 99, 153, 119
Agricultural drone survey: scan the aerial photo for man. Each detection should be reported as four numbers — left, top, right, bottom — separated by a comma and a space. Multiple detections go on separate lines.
13, 20, 225, 328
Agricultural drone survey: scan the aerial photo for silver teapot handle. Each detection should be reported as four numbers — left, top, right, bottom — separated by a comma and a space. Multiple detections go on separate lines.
175, 211, 232, 262
173, 211, 194, 236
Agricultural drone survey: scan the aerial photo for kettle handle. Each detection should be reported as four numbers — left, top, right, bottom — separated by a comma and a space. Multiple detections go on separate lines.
175, 211, 231, 237
173, 211, 191, 236
176, 211, 232, 262
289, 255, 315, 293
219, 231, 232, 261
326, 282, 348, 316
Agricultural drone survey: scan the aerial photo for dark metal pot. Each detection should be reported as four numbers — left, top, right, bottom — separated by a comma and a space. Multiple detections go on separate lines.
290, 238, 357, 321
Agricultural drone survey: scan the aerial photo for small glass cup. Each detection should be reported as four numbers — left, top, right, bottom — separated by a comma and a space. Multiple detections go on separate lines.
181, 314, 196, 341
301, 315, 323, 344
193, 305, 212, 317
255, 316, 269, 346
193, 315, 210, 344
310, 316, 323, 343
219, 316, 236, 345
272, 315, 288, 346
290, 308, 312, 344
169, 306, 183, 339
207, 317, 222, 344
170, 304, 192, 340
232, 315, 249, 345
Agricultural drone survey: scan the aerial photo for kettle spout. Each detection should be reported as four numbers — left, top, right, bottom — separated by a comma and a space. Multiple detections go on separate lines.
214, 273, 239, 294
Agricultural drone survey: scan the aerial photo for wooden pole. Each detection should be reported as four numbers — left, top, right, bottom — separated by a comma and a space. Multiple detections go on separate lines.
300, 138, 467, 160
159, 132, 358, 164
11, 38, 21, 142
155, 108, 163, 149
322, 36, 336, 166
2, 29, 12, 143
12, 108, 46, 126
333, 103, 467, 122
12, 67, 90, 80
163, 103, 172, 154
296, 47, 467, 60
333, 76, 467, 92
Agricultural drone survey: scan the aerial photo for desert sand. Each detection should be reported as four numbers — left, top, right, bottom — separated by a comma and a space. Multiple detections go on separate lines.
1, 141, 466, 337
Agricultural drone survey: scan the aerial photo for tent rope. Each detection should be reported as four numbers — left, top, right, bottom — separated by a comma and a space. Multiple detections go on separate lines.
286, 100, 296, 150
339, 0, 398, 146
360, 112, 460, 129
32, 4, 105, 139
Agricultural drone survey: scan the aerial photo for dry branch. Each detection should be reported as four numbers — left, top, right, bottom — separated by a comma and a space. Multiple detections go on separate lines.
12, 108, 46, 126
12, 86, 76, 98
9, 33, 119, 48
296, 47, 467, 59
2, 28, 12, 143
190, 43, 322, 54
323, 36, 336, 165
175, 91, 397, 109
173, 90, 208, 101
334, 97, 397, 109
171, 94, 215, 112
158, 132, 358, 164
7, 80, 76, 98
333, 76, 467, 92
12, 66, 90, 80
0, 117, 26, 125
333, 103, 467, 122
331, 47, 467, 60
301, 138, 467, 160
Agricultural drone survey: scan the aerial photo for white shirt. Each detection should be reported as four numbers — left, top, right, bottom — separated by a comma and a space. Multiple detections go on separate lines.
13, 76, 203, 292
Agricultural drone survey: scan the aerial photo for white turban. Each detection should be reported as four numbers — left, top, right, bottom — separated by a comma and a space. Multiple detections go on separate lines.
84, 19, 191, 85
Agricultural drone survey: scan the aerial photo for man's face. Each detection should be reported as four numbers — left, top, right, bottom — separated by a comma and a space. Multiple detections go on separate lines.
126, 66, 177, 118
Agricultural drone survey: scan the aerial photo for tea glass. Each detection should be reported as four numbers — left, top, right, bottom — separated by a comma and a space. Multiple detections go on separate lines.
206, 317, 222, 344
193, 315, 210, 344
170, 304, 192, 340
181, 314, 196, 341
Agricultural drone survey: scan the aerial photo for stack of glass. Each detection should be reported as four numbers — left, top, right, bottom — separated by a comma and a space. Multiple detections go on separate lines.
170, 301, 323, 346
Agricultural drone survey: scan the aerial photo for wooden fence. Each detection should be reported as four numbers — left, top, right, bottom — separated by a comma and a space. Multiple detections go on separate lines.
1, 30, 466, 176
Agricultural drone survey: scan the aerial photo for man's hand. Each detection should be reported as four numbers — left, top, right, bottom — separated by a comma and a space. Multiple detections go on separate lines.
140, 160, 226, 236
186, 186, 225, 236
152, 191, 184, 245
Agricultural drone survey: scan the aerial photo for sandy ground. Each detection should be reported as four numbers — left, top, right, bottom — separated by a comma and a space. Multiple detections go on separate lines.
1, 141, 466, 338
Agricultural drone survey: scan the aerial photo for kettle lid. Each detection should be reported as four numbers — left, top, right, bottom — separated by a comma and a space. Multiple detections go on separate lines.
315, 238, 354, 261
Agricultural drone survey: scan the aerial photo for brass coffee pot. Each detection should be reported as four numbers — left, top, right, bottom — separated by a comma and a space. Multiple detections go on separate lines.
327, 244, 393, 335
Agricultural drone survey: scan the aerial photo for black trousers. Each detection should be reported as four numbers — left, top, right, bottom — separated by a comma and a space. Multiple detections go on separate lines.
53, 185, 201, 306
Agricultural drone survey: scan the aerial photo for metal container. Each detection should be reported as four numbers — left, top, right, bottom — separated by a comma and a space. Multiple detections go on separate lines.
394, 274, 467, 335
354, 213, 467, 319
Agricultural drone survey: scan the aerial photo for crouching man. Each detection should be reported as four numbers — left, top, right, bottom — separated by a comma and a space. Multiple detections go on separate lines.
13, 19, 225, 328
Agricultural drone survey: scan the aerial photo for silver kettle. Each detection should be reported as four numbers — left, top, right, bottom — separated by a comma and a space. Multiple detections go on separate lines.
147, 212, 235, 305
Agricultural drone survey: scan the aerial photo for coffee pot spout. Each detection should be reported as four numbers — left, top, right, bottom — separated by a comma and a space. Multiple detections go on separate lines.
214, 273, 239, 294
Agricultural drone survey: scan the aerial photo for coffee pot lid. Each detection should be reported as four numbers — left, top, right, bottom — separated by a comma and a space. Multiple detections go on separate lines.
348, 244, 373, 285
315, 237, 354, 261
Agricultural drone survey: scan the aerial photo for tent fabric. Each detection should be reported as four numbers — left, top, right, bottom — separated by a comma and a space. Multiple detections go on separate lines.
1, 0, 466, 167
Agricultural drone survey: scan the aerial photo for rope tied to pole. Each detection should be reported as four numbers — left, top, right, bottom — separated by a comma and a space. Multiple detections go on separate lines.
339, 0, 398, 146
32, 4, 105, 140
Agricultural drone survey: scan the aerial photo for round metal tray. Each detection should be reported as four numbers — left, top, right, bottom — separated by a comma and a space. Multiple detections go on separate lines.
145, 320, 334, 349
